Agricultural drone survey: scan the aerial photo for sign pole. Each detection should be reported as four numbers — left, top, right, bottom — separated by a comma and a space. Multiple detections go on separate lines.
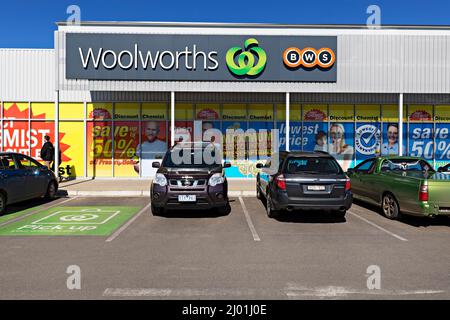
398, 93, 404, 156
171, 91, 175, 147
286, 92, 290, 152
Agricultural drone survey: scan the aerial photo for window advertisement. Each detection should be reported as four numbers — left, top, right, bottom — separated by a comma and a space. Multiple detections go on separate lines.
87, 102, 113, 120
355, 105, 381, 164
3, 120, 30, 155
138, 121, 167, 177
381, 104, 407, 156
87, 121, 113, 177
248, 104, 274, 160
434, 105, 450, 168
59, 103, 84, 120
276, 104, 301, 151
114, 103, 140, 120
174, 103, 193, 120
195, 103, 221, 142
329, 104, 355, 171
142, 103, 167, 121
408, 105, 434, 160
222, 104, 248, 177
3, 102, 29, 119
114, 121, 140, 177
302, 104, 328, 152
31, 102, 55, 120
54, 121, 85, 177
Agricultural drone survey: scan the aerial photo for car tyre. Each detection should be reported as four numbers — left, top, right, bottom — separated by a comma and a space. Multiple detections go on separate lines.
0, 193, 6, 216
256, 184, 263, 200
45, 181, 57, 199
151, 204, 164, 216
333, 210, 346, 219
382, 193, 401, 220
266, 190, 280, 219
217, 202, 231, 216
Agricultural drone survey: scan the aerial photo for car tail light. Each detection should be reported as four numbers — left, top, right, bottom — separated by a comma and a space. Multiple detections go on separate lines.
275, 174, 286, 190
345, 178, 351, 191
419, 184, 428, 202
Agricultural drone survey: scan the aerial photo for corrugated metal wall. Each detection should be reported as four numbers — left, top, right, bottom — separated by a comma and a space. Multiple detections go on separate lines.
2, 27, 450, 102
0, 49, 55, 101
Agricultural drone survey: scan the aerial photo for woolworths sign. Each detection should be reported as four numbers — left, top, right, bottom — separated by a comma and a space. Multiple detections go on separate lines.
65, 33, 337, 82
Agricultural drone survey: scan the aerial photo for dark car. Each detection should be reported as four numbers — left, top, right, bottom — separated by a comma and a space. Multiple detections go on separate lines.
256, 151, 352, 218
150, 143, 231, 215
0, 152, 59, 214
437, 163, 450, 174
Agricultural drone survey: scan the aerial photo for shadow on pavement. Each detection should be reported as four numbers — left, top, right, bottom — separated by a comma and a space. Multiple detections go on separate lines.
353, 198, 450, 228
258, 199, 346, 224
158, 208, 231, 218
0, 196, 63, 217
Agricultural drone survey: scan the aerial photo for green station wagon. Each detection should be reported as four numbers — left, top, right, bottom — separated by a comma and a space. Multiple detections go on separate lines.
347, 156, 450, 219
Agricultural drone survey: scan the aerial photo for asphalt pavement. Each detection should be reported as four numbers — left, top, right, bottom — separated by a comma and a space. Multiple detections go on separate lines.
0, 195, 449, 300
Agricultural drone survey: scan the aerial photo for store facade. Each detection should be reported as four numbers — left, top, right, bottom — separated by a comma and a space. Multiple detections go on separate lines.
1, 22, 450, 178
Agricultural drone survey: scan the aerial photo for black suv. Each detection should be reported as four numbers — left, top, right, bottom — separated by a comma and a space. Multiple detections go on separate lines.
150, 143, 230, 215
256, 151, 352, 218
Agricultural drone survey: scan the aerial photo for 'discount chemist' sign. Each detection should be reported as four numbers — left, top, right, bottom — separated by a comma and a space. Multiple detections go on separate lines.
65, 33, 337, 82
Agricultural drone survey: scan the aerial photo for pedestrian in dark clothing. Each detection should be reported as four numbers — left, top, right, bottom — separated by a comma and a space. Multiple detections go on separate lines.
40, 135, 54, 169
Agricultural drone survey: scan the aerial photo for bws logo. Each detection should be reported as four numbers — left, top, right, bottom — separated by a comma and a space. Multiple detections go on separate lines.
283, 47, 335, 69
226, 38, 267, 77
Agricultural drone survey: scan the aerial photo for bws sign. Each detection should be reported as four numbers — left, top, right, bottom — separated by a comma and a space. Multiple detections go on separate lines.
65, 33, 337, 82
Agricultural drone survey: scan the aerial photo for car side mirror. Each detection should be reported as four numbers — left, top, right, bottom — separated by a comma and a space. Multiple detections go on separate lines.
437, 167, 444, 172
223, 162, 231, 168
152, 162, 161, 168
256, 163, 263, 169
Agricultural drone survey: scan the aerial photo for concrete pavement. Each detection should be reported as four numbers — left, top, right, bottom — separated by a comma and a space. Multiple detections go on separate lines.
58, 178, 257, 197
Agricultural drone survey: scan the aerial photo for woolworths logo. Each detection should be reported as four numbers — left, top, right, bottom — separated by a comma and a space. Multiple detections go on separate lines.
226, 38, 267, 77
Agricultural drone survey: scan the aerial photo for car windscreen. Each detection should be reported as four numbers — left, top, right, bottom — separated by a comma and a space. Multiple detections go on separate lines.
283, 157, 342, 174
381, 159, 435, 172
162, 148, 222, 168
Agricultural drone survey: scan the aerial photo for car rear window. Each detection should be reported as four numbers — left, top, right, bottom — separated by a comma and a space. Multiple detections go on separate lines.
284, 157, 342, 174
381, 159, 435, 172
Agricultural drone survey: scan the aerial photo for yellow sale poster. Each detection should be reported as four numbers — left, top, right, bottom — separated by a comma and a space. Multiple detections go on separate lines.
248, 104, 273, 121
276, 104, 301, 121
435, 105, 450, 122
142, 103, 167, 120
222, 104, 247, 120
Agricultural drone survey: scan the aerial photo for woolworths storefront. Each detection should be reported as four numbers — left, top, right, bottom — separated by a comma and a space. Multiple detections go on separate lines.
1, 22, 450, 178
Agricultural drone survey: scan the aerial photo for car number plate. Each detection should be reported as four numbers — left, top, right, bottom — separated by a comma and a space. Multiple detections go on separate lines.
307, 185, 326, 191
178, 195, 197, 202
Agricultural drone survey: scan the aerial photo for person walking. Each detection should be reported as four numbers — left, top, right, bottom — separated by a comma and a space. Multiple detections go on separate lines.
40, 135, 54, 169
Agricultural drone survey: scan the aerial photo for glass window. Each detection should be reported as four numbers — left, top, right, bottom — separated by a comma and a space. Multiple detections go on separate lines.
59, 103, 84, 120
355, 159, 376, 172
0, 155, 16, 170
15, 154, 41, 169
284, 157, 342, 174
31, 102, 55, 120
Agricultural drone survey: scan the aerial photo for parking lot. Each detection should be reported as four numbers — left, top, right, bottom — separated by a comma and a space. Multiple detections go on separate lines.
0, 195, 449, 299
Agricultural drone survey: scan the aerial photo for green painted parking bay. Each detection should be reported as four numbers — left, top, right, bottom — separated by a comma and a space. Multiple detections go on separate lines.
0, 206, 140, 236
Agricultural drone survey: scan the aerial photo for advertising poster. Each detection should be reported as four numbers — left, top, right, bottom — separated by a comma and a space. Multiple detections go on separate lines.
355, 105, 381, 163
2, 102, 79, 177
408, 105, 434, 160
302, 104, 328, 152
142, 103, 167, 121
276, 104, 301, 151
195, 103, 221, 143
248, 104, 274, 159
87, 121, 113, 177
114, 121, 140, 177
434, 105, 450, 168
137, 121, 167, 177
329, 105, 354, 170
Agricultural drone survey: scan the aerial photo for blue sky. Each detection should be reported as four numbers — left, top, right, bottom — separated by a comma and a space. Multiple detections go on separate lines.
1, 0, 449, 48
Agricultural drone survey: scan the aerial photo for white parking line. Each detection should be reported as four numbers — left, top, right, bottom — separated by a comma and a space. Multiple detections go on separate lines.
348, 210, 408, 242
105, 202, 151, 242
238, 196, 261, 242
0, 197, 77, 228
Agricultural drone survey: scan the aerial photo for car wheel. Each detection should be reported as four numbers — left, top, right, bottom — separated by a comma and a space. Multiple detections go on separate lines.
0, 193, 6, 215
256, 184, 263, 200
217, 203, 231, 216
266, 190, 280, 219
151, 204, 164, 216
45, 181, 57, 199
382, 193, 400, 220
